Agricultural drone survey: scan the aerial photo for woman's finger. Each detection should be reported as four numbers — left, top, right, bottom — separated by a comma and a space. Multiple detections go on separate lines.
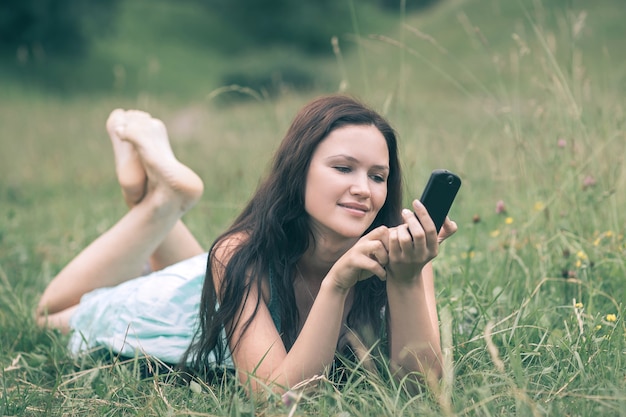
438, 217, 458, 243
363, 225, 388, 247
366, 239, 389, 268
411, 200, 436, 235
396, 212, 417, 253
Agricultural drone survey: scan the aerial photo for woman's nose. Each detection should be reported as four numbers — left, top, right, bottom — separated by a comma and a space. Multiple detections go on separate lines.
349, 174, 371, 197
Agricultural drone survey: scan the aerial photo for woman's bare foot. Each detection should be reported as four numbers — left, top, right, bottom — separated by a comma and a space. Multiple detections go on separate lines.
107, 109, 147, 206
115, 110, 204, 213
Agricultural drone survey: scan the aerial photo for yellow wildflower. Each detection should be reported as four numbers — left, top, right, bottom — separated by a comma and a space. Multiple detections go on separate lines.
490, 229, 501, 238
576, 251, 587, 260
606, 314, 617, 322
505, 217, 514, 225
595, 231, 615, 246
574, 302, 583, 309
533, 201, 545, 211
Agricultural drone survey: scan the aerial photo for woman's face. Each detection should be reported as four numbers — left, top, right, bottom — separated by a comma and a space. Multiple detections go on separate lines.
304, 124, 389, 241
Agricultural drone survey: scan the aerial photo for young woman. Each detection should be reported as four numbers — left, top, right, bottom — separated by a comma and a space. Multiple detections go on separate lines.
36, 95, 457, 393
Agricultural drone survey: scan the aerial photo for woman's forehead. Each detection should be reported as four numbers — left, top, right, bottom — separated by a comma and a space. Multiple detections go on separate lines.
314, 125, 389, 163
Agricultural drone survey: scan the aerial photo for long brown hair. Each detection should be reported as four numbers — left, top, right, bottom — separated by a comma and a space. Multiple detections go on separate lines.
183, 95, 403, 373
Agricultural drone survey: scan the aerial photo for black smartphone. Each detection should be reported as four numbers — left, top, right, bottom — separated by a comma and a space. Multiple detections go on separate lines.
419, 169, 461, 233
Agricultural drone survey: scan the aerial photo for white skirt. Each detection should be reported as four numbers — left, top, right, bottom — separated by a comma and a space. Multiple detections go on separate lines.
67, 252, 231, 367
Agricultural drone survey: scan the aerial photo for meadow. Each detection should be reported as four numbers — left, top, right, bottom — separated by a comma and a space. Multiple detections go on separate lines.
1, 0, 625, 415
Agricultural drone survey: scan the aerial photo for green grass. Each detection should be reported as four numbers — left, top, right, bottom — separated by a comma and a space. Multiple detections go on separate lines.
1, 0, 625, 415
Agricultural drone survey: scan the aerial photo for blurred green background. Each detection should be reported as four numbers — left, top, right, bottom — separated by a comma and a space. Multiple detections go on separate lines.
2, 0, 620, 100
0, 0, 428, 97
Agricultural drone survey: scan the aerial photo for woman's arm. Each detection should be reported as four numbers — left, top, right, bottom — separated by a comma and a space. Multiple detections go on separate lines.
214, 228, 390, 393
229, 277, 349, 391
385, 200, 457, 382
386, 262, 442, 380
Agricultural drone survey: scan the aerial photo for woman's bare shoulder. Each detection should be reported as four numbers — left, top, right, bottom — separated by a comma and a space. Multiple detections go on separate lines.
211, 232, 249, 261
209, 231, 250, 283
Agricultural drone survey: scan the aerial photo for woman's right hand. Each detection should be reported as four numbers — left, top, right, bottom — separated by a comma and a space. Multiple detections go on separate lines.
326, 226, 390, 292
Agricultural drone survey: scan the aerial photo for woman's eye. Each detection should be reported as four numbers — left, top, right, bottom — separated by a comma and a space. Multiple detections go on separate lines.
334, 166, 351, 173
370, 174, 386, 183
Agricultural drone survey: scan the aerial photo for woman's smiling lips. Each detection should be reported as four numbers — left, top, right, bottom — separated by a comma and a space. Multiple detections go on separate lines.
338, 202, 370, 216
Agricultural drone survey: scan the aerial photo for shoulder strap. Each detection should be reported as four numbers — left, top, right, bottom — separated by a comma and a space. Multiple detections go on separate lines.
267, 267, 282, 332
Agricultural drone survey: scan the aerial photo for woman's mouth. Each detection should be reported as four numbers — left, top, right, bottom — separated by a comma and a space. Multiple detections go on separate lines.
338, 202, 369, 216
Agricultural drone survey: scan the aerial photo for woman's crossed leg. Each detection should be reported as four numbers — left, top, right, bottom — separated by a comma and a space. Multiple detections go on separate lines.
36, 110, 205, 332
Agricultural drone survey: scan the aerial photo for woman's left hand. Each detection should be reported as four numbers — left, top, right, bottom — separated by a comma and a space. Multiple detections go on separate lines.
386, 199, 455, 285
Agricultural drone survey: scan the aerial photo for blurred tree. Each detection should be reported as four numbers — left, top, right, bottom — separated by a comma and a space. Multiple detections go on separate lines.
378, 0, 441, 11
190, 0, 444, 54
0, 0, 119, 60
194, 0, 360, 54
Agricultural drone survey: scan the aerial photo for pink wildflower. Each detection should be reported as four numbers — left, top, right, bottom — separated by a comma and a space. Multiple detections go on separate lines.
495, 200, 506, 214
557, 138, 567, 148
582, 175, 597, 189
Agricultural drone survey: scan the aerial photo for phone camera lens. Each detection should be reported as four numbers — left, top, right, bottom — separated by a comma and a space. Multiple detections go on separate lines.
447, 175, 454, 184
